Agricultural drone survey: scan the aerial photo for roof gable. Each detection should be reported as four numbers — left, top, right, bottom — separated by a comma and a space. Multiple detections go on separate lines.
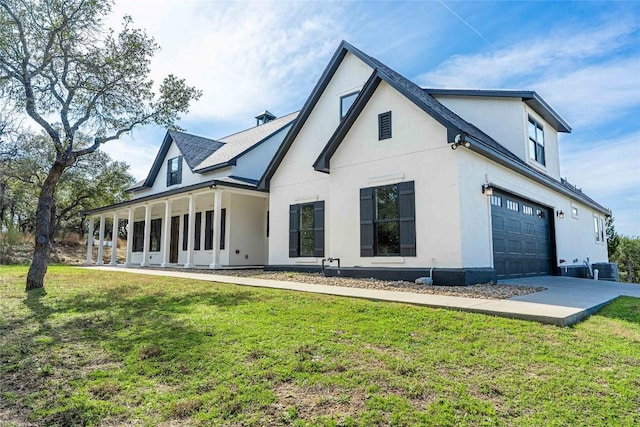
257, 40, 378, 190
134, 130, 224, 191
304, 43, 606, 215
423, 89, 571, 133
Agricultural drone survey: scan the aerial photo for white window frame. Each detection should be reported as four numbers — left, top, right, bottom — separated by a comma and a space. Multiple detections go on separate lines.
528, 116, 546, 167
571, 204, 579, 219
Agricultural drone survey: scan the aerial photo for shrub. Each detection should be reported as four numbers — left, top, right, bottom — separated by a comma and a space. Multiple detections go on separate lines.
0, 222, 22, 264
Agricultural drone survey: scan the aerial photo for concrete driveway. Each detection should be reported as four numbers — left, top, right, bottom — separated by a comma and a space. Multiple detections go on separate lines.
500, 276, 640, 314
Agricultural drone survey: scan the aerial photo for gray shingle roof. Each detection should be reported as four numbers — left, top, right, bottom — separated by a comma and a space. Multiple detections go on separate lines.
194, 111, 299, 172
168, 130, 225, 171
302, 41, 608, 215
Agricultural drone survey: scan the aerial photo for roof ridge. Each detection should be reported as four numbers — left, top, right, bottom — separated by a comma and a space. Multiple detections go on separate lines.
168, 129, 224, 144
217, 110, 300, 142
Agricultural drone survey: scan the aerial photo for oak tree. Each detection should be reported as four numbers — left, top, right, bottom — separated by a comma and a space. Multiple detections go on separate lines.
0, 0, 201, 290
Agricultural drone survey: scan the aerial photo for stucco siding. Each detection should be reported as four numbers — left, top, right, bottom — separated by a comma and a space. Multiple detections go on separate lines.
232, 123, 293, 181
268, 51, 374, 265
228, 194, 268, 265
457, 149, 608, 270
433, 96, 562, 180
270, 51, 374, 190
328, 81, 463, 268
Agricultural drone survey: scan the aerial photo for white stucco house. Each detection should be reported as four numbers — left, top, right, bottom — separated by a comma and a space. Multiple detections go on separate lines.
86, 41, 611, 284
83, 111, 298, 269
258, 41, 611, 284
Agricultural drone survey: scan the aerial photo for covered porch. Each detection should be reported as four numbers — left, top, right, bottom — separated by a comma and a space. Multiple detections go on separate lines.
84, 182, 269, 269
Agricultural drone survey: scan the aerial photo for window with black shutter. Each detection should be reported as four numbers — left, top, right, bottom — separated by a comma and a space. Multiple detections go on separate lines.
220, 209, 226, 250
205, 209, 226, 250
132, 221, 144, 252
360, 181, 415, 257
167, 156, 183, 186
194, 212, 202, 250
378, 111, 392, 140
182, 214, 188, 251
289, 201, 324, 257
149, 218, 162, 251
205, 210, 213, 250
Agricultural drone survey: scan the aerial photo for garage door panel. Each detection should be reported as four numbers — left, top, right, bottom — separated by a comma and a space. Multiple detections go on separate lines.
492, 215, 504, 231
491, 191, 552, 280
508, 239, 523, 254
506, 219, 520, 233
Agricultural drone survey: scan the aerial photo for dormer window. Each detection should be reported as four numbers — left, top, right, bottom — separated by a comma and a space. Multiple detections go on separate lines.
167, 156, 182, 186
528, 116, 545, 166
340, 91, 359, 118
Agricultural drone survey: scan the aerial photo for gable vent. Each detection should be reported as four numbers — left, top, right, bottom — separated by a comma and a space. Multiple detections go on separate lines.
378, 111, 392, 140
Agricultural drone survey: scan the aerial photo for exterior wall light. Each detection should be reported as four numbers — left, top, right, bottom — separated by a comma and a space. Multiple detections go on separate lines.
482, 184, 493, 196
451, 133, 471, 150
556, 210, 564, 219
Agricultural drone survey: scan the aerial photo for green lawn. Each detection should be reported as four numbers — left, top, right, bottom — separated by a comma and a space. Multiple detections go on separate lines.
1, 266, 639, 426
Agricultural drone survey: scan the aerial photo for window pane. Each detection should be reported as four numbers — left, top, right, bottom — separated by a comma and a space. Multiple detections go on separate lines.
300, 205, 314, 230
170, 158, 179, 172
529, 139, 536, 160
299, 230, 314, 256
536, 125, 544, 146
537, 144, 545, 165
376, 222, 400, 255
340, 92, 358, 118
376, 185, 399, 220
528, 120, 537, 140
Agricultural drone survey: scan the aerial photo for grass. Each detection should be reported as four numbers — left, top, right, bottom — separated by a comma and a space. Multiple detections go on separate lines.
0, 265, 639, 426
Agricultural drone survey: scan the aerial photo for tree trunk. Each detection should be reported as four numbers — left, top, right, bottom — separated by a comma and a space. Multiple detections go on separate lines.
26, 161, 66, 291
627, 259, 635, 284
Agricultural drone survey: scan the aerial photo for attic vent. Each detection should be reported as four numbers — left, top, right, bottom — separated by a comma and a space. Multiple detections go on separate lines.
378, 111, 392, 140
255, 110, 276, 126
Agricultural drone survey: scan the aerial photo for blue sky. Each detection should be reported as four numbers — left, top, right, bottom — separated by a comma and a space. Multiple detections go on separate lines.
104, 0, 640, 236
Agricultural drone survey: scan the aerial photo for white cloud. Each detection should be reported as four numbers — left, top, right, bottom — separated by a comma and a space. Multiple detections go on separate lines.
418, 19, 637, 89
417, 19, 640, 127
560, 132, 640, 236
109, 0, 348, 124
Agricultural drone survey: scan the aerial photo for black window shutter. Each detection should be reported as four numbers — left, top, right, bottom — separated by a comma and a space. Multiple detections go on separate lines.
378, 111, 392, 140
220, 209, 226, 250
166, 159, 171, 186
289, 205, 300, 257
194, 212, 202, 250
204, 210, 213, 250
360, 188, 375, 257
182, 214, 188, 251
313, 201, 325, 257
398, 181, 416, 257
177, 156, 183, 184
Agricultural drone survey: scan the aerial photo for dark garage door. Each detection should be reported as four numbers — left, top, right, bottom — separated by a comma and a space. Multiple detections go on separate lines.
491, 191, 552, 280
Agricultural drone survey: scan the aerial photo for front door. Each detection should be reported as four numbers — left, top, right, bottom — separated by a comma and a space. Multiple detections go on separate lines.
170, 216, 179, 263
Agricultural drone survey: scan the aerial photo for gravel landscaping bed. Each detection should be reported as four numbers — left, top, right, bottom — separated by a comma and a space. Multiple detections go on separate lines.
153, 267, 544, 300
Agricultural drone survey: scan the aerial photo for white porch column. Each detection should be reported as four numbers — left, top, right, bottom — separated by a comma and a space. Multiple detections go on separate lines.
85, 216, 94, 265
141, 204, 151, 266
210, 190, 222, 269
125, 208, 134, 266
109, 211, 119, 265
96, 215, 105, 265
161, 199, 172, 267
185, 195, 196, 268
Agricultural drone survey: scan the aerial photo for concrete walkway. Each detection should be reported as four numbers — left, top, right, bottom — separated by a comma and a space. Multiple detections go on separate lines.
85, 266, 639, 326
